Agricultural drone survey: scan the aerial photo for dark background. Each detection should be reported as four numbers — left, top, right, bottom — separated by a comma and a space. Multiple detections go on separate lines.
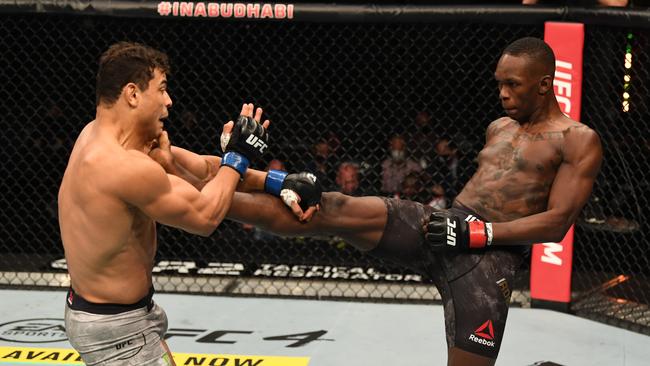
0, 12, 647, 330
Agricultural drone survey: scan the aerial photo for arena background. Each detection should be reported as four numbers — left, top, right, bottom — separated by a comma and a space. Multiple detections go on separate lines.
0, 1, 648, 335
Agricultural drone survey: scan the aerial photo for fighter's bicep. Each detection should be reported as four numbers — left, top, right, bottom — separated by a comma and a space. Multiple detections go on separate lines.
117, 160, 211, 233
139, 174, 212, 232
547, 159, 598, 223
549, 128, 602, 213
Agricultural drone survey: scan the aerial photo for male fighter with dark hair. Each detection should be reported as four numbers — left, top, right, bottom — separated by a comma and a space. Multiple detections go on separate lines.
58, 42, 318, 365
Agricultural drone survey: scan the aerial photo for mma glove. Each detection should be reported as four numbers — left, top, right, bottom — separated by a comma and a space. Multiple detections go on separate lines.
425, 211, 493, 251
220, 115, 269, 177
264, 170, 322, 211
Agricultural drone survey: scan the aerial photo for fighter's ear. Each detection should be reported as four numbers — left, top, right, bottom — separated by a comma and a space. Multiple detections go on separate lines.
123, 82, 139, 107
538, 74, 553, 95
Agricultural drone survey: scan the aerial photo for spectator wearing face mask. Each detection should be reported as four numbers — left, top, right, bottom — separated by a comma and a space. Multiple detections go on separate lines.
381, 134, 422, 196
427, 183, 448, 210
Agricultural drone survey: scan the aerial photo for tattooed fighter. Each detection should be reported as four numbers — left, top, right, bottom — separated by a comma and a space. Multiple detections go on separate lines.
158, 37, 602, 366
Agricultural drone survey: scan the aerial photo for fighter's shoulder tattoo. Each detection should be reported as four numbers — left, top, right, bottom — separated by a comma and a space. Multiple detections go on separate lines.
562, 124, 592, 135
519, 131, 565, 141
486, 117, 514, 138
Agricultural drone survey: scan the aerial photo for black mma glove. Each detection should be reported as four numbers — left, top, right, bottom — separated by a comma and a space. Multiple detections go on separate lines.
264, 170, 322, 211
425, 211, 493, 251
220, 115, 269, 177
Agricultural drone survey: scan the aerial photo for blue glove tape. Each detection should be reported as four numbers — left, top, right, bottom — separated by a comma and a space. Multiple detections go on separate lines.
265, 169, 288, 197
221, 152, 250, 177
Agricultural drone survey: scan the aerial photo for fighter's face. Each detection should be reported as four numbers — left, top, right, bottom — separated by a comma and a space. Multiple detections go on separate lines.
138, 68, 172, 138
494, 54, 541, 122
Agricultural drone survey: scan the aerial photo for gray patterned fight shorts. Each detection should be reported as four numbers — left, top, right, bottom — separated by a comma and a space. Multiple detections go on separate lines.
64, 287, 172, 366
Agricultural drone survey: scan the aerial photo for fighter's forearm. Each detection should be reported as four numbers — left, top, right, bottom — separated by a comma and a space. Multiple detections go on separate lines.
491, 210, 572, 246
170, 146, 267, 192
170, 146, 216, 183
164, 158, 211, 191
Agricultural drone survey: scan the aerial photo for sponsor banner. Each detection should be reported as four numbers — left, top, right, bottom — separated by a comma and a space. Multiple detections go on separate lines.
0, 346, 82, 364
156, 2, 294, 19
530, 22, 584, 305
0, 346, 309, 365
49, 259, 424, 283
2, 2, 649, 27
0, 319, 67, 344
173, 352, 309, 366
0, 318, 331, 350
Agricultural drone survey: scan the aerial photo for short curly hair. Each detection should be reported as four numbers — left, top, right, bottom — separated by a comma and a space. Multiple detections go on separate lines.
502, 37, 556, 76
96, 42, 170, 106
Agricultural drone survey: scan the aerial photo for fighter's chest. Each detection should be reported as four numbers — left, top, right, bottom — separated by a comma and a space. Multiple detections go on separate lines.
478, 131, 563, 174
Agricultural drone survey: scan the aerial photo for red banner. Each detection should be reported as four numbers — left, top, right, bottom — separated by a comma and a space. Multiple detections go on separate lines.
530, 22, 584, 307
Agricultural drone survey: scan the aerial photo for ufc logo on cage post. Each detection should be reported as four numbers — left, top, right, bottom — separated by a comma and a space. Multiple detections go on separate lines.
540, 242, 563, 265
554, 60, 574, 114
446, 218, 456, 246
246, 135, 268, 153
530, 22, 583, 306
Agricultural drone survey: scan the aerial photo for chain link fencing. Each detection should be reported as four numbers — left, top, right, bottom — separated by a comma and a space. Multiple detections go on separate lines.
0, 9, 647, 333
571, 26, 649, 334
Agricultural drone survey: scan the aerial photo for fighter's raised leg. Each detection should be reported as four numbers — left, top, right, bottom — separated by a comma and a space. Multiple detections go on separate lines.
227, 191, 387, 251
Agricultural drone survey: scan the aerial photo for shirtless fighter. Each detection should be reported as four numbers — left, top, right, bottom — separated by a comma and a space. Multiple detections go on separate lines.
58, 42, 318, 365
194, 37, 601, 366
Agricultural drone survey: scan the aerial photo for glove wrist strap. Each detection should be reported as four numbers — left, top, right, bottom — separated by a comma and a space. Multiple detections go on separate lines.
468, 221, 489, 248
221, 152, 249, 177
265, 170, 288, 197
485, 222, 493, 246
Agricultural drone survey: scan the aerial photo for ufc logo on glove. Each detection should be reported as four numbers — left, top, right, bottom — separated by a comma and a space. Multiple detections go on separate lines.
446, 218, 457, 246
245, 135, 268, 154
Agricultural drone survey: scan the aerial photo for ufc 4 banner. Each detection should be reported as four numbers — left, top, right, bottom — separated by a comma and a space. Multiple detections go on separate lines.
530, 22, 584, 311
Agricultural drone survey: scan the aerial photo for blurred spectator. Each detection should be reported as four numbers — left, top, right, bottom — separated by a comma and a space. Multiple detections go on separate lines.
181, 110, 198, 130
335, 162, 362, 196
404, 110, 436, 167
397, 172, 430, 203
381, 134, 422, 195
304, 139, 336, 191
427, 137, 461, 201
267, 158, 286, 172
326, 131, 341, 156
427, 183, 448, 210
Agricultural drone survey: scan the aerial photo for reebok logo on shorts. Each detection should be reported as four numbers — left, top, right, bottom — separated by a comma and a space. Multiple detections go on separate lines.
468, 320, 495, 347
